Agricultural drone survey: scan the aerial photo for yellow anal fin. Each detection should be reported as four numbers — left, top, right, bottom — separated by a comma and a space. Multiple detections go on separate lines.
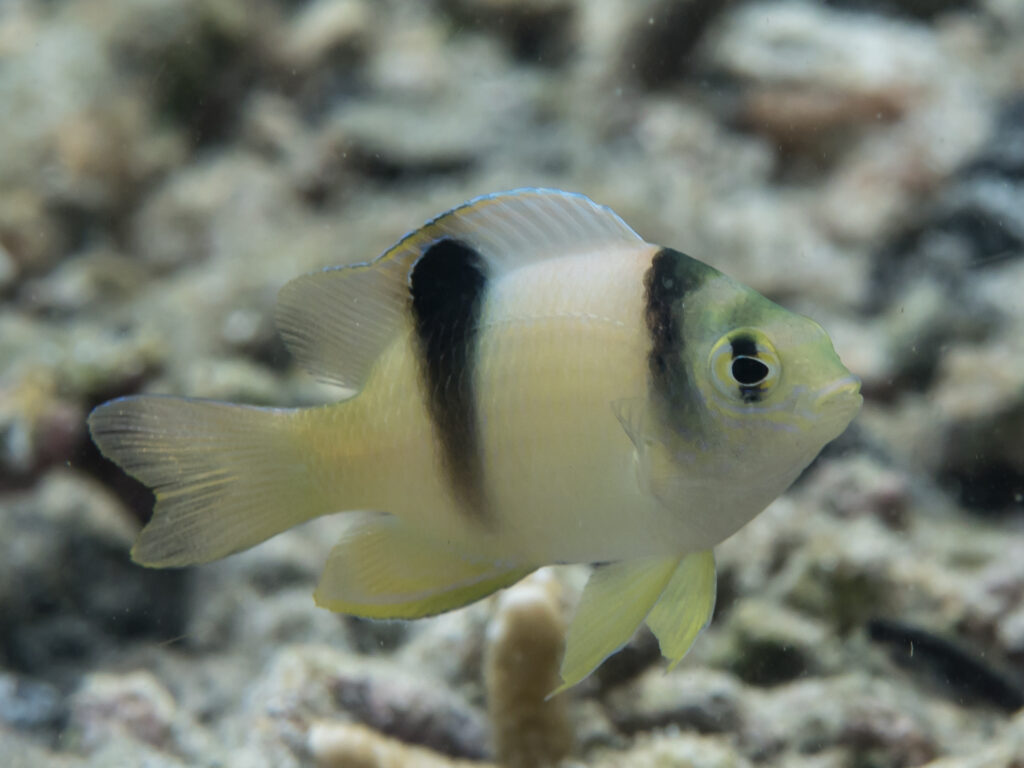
553, 556, 679, 696
314, 513, 533, 619
645, 550, 716, 670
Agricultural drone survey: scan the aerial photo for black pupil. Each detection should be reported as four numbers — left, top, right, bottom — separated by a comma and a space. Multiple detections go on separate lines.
732, 356, 769, 386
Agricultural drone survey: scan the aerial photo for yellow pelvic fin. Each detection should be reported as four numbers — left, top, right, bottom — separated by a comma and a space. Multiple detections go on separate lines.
314, 513, 533, 619
645, 550, 716, 670
88, 396, 322, 567
553, 557, 679, 696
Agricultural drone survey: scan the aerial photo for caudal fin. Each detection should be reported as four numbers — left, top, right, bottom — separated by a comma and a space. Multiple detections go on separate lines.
88, 396, 326, 567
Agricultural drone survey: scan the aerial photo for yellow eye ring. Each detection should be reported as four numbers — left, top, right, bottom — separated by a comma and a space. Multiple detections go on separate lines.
708, 329, 781, 403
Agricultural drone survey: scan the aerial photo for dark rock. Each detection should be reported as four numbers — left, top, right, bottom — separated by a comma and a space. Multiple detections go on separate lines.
713, 600, 834, 686
330, 666, 490, 759
441, 0, 578, 66
623, 0, 732, 88
344, 617, 410, 654
870, 95, 1024, 311
110, 0, 280, 147
593, 625, 661, 691
0, 472, 188, 685
929, 335, 1024, 514
868, 618, 1024, 711
823, 0, 977, 21
0, 673, 67, 736
605, 668, 745, 735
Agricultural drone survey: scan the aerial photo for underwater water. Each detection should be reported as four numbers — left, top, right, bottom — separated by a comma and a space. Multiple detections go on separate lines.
1, 0, 1024, 765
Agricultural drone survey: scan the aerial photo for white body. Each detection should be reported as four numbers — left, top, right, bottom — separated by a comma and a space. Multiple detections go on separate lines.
300, 241, 803, 566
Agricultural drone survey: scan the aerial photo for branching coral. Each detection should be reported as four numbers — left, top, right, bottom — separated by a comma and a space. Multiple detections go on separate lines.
483, 571, 573, 768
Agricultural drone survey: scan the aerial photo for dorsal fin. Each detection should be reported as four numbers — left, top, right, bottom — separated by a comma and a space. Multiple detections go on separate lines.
276, 188, 643, 391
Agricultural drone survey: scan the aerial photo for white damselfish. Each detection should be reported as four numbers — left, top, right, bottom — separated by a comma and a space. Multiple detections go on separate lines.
89, 189, 862, 692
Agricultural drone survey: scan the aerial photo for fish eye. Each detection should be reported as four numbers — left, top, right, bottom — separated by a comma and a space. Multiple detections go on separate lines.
709, 329, 780, 404
731, 356, 769, 386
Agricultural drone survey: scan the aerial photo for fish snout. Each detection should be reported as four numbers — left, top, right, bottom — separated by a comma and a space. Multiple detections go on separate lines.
813, 374, 863, 413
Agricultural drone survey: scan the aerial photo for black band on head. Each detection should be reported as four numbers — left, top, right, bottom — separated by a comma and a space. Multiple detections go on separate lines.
644, 248, 712, 431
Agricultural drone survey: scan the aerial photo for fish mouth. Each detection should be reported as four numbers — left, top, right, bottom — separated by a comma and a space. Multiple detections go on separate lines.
813, 374, 863, 412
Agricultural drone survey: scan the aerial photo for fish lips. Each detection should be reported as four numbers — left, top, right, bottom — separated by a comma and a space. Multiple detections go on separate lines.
811, 373, 863, 429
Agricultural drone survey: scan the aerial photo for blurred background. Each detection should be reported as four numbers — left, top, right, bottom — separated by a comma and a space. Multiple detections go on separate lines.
1, 0, 1023, 766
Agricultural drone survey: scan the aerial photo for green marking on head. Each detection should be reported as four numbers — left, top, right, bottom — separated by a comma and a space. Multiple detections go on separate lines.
643, 250, 861, 484
690, 273, 860, 454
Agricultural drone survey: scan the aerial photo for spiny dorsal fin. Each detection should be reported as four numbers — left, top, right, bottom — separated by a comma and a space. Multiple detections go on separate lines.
275, 188, 643, 391
276, 258, 408, 393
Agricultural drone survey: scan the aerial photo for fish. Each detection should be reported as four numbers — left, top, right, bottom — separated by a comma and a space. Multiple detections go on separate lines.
88, 188, 862, 692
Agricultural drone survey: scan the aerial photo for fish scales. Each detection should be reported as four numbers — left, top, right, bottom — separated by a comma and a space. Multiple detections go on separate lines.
302, 241, 664, 562
473, 244, 662, 562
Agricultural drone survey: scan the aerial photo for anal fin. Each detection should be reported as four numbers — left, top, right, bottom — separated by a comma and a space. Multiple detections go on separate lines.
314, 513, 532, 619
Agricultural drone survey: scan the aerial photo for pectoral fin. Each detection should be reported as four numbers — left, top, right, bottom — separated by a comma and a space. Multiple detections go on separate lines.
611, 398, 653, 455
314, 513, 532, 619
553, 556, 678, 695
611, 398, 687, 502
645, 550, 716, 669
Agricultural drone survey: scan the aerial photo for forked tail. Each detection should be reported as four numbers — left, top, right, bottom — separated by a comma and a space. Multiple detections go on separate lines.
88, 396, 328, 567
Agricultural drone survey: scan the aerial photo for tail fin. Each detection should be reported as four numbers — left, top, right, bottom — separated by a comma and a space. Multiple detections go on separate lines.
88, 396, 324, 567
